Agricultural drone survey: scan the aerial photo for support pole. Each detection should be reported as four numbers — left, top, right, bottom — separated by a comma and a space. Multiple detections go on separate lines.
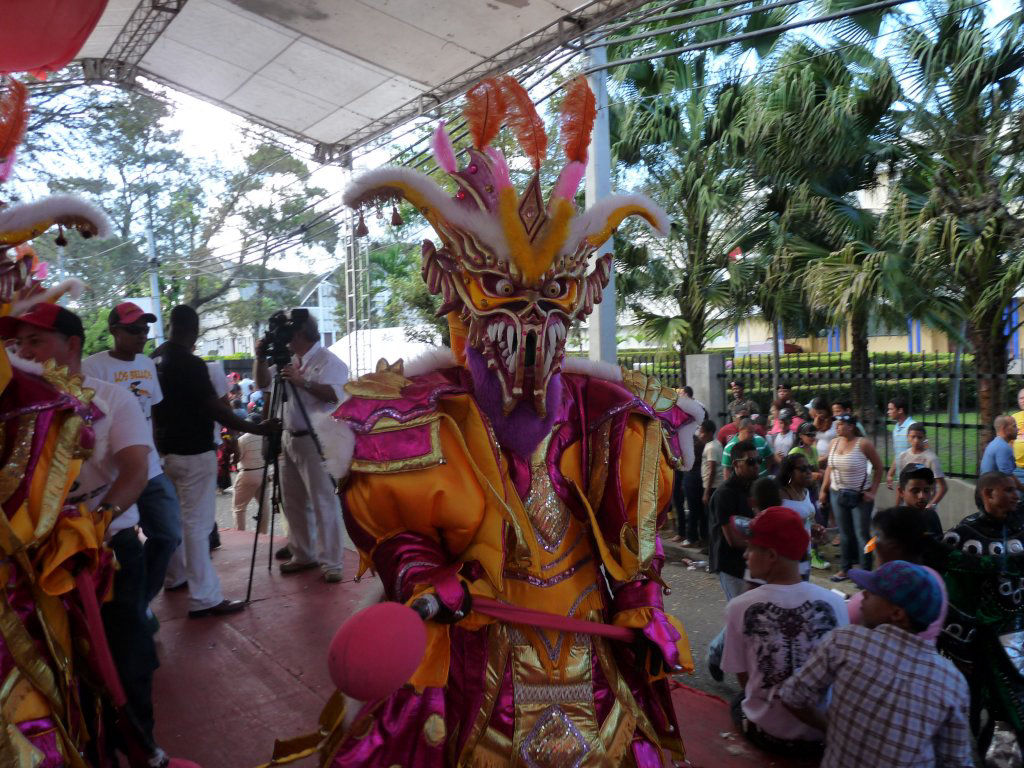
586, 45, 617, 365
145, 196, 165, 346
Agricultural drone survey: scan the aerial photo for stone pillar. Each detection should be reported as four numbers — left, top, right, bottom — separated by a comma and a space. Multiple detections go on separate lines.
686, 354, 727, 424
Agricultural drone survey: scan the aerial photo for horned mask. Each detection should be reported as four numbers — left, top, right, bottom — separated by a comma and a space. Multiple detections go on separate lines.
343, 75, 669, 417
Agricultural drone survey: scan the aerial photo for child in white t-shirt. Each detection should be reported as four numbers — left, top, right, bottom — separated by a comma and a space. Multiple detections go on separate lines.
885, 423, 947, 508
722, 507, 848, 757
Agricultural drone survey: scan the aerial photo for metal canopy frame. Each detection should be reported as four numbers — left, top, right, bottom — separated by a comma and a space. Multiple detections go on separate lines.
74, 0, 659, 163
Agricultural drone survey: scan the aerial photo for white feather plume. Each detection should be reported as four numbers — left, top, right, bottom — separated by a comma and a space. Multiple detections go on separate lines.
402, 347, 456, 378
561, 356, 622, 382
570, 193, 670, 251
344, 167, 510, 260
0, 194, 113, 240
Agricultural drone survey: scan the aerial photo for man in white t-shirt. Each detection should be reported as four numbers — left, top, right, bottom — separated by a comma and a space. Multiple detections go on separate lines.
0, 303, 163, 754
721, 506, 848, 757
82, 302, 182, 610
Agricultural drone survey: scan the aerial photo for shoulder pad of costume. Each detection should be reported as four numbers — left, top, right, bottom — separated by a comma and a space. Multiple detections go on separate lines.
333, 358, 465, 474
618, 368, 679, 413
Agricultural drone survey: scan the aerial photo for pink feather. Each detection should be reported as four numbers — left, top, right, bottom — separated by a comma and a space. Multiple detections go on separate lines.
485, 147, 513, 191
432, 122, 457, 174
552, 161, 586, 203
0, 149, 15, 182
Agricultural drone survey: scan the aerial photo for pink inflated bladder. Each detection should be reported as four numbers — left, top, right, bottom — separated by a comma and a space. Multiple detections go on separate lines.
328, 602, 428, 701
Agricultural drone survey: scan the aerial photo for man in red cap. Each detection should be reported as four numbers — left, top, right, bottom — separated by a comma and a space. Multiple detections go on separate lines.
721, 506, 848, 757
0, 302, 166, 757
83, 301, 182, 629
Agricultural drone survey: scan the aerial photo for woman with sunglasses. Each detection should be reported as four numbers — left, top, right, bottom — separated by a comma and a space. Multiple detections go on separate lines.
779, 454, 827, 577
820, 413, 884, 580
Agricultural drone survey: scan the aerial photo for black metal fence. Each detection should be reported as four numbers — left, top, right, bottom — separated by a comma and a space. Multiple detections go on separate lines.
619, 349, 1024, 479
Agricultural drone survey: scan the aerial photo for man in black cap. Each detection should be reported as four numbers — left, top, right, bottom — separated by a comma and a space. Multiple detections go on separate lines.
83, 302, 181, 626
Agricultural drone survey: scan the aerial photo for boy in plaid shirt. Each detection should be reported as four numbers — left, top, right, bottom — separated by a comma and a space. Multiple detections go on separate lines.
779, 560, 973, 767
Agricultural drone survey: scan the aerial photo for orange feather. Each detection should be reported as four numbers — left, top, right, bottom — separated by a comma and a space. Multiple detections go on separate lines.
560, 76, 596, 163
498, 76, 547, 170
463, 78, 506, 150
0, 79, 27, 161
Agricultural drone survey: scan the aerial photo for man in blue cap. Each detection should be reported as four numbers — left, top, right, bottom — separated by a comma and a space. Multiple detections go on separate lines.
779, 560, 973, 768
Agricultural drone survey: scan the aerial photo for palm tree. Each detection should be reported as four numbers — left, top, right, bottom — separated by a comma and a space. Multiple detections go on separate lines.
606, 1, 785, 377
899, 0, 1024, 437
739, 40, 914, 423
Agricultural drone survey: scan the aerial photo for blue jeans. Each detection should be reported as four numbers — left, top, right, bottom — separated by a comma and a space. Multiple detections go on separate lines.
708, 572, 748, 669
137, 473, 183, 604
104, 529, 158, 743
830, 489, 874, 571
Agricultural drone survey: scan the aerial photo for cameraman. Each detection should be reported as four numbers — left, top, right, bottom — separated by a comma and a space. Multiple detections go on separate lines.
254, 309, 349, 583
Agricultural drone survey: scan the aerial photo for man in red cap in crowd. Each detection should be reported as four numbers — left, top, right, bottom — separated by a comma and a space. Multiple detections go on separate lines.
721, 506, 848, 757
83, 301, 182, 631
0, 302, 168, 760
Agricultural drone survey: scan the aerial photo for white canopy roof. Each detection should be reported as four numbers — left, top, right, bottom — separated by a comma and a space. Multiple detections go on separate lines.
77, 0, 646, 157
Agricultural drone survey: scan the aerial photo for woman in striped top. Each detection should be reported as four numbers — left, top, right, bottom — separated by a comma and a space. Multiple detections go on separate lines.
819, 413, 883, 580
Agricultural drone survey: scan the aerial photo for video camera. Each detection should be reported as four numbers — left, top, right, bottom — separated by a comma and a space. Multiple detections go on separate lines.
260, 308, 310, 368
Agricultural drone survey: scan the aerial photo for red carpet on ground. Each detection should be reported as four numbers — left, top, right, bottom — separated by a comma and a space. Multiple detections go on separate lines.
152, 530, 815, 768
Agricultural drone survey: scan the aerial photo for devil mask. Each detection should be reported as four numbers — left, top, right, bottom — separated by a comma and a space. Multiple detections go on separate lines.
343, 75, 669, 418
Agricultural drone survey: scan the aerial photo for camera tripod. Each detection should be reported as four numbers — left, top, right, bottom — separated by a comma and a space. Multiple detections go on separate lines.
244, 366, 336, 602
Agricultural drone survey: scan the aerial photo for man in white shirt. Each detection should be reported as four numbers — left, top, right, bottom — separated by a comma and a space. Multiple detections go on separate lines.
0, 303, 162, 752
82, 302, 182, 610
721, 506, 848, 758
254, 309, 348, 583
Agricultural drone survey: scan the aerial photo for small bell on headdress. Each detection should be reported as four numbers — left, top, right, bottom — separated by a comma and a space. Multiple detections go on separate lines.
54, 225, 67, 247
354, 211, 369, 238
390, 205, 403, 227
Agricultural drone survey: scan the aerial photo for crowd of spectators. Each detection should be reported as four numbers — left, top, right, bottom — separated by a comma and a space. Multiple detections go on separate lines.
672, 378, 1024, 765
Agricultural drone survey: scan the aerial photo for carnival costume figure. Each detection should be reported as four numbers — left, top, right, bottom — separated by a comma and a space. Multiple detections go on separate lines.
0, 81, 120, 768
936, 505, 1024, 755
323, 75, 702, 768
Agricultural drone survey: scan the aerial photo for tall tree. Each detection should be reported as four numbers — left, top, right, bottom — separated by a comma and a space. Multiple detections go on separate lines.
740, 41, 910, 422
901, 0, 1024, 437
609, 34, 755, 373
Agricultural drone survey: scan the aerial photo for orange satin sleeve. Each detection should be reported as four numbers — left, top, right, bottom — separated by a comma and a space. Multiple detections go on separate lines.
343, 420, 488, 565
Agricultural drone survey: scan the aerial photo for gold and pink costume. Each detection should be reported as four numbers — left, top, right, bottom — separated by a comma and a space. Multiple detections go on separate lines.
319, 75, 702, 768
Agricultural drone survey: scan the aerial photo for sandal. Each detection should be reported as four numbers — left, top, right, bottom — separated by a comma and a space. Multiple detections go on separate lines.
830, 572, 849, 583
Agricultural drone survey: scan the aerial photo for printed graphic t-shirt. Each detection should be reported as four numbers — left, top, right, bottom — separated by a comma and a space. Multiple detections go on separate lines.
721, 582, 848, 741
83, 351, 164, 479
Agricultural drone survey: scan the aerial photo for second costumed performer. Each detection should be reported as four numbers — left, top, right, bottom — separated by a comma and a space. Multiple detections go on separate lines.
324, 75, 702, 767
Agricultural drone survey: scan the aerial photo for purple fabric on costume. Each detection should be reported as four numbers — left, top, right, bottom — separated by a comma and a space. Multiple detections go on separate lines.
632, 738, 671, 767
612, 580, 664, 614
353, 420, 435, 465
372, 532, 447, 602
335, 370, 464, 433
641, 610, 681, 670
330, 686, 446, 767
465, 347, 562, 459
17, 718, 64, 768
